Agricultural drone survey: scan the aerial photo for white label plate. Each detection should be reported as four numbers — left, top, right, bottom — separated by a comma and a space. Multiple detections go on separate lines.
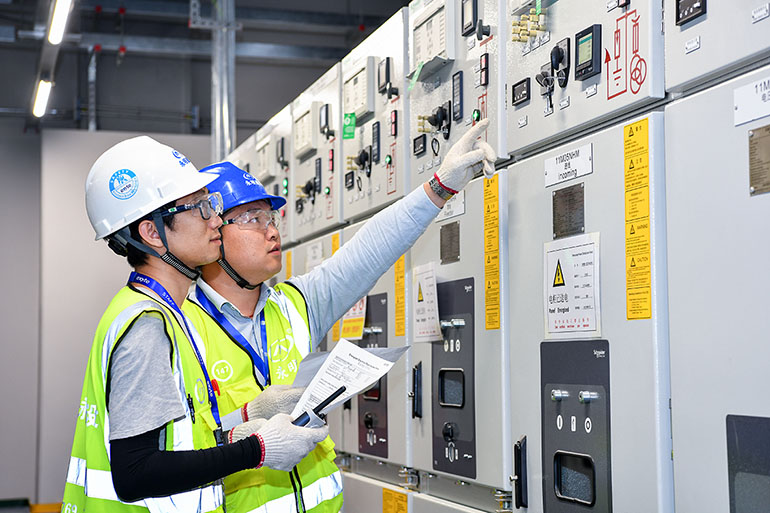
544, 143, 594, 187
734, 75, 770, 126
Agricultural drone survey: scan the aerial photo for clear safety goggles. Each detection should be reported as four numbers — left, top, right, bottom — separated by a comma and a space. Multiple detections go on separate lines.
159, 192, 224, 220
222, 208, 280, 231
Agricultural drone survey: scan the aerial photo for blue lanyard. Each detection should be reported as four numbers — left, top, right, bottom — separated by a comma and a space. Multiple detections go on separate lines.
194, 285, 271, 386
128, 272, 224, 444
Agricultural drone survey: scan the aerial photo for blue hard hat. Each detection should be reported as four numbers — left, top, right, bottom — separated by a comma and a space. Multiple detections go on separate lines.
199, 161, 286, 212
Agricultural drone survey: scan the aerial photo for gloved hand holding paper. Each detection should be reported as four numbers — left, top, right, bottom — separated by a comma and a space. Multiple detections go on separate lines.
290, 339, 408, 426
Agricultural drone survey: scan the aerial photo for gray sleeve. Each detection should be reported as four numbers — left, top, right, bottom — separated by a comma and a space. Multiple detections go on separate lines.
108, 314, 186, 440
290, 185, 441, 345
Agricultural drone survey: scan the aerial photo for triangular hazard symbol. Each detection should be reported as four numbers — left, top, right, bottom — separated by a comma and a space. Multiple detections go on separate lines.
417, 283, 424, 302
631, 258, 636, 268
629, 159, 635, 169
630, 224, 635, 235
553, 260, 565, 287
628, 127, 634, 137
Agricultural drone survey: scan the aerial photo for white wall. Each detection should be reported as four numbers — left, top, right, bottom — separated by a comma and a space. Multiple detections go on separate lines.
0, 118, 41, 501
37, 129, 210, 503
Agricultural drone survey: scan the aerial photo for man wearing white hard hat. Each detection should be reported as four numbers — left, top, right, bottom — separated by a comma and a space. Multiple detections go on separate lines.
62, 136, 330, 513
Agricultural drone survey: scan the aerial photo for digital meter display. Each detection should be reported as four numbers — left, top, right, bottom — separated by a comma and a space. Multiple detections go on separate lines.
461, 0, 477, 36
578, 34, 593, 66
378, 57, 391, 93
512, 77, 530, 106
676, 0, 706, 25
574, 25, 602, 81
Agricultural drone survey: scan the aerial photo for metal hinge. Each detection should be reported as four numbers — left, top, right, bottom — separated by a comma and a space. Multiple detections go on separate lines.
494, 489, 513, 513
398, 466, 420, 490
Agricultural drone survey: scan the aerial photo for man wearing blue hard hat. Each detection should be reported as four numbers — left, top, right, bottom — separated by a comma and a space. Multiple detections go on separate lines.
184, 119, 495, 513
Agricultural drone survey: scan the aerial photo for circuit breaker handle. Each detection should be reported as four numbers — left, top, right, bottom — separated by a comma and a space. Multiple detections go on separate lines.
475, 19, 491, 41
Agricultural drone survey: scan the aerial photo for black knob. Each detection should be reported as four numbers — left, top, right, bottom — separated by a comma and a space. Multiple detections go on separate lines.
302, 180, 314, 195
387, 82, 399, 99
354, 149, 369, 169
475, 19, 491, 41
550, 45, 564, 71
442, 422, 458, 442
364, 412, 376, 430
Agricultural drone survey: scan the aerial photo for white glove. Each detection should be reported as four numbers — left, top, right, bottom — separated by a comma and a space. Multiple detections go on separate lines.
228, 418, 266, 444
242, 385, 305, 422
254, 413, 329, 472
434, 118, 497, 194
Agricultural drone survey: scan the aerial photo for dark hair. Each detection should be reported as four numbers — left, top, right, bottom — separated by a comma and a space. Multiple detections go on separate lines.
125, 200, 176, 267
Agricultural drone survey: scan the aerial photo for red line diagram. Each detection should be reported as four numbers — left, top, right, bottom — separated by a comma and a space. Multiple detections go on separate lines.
606, 10, 647, 100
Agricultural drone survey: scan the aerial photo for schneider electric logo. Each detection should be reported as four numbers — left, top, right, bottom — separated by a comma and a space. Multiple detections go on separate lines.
593, 349, 606, 358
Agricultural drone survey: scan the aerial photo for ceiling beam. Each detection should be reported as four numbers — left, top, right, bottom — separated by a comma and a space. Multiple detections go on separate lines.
18, 29, 346, 65
76, 0, 384, 34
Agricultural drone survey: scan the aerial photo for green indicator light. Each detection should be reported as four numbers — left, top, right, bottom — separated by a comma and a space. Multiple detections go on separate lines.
324, 186, 331, 195
472, 109, 481, 122
283, 187, 289, 195
385, 155, 392, 165
282, 178, 289, 187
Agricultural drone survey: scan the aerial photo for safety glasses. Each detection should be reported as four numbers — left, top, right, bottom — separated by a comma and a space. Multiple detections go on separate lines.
159, 192, 224, 220
222, 208, 280, 231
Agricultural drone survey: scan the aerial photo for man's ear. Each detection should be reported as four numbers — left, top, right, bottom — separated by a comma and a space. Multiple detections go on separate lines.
137, 219, 165, 251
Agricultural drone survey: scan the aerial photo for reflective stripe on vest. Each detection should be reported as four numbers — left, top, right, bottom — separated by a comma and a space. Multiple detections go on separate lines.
66, 456, 224, 511
64, 291, 223, 513
267, 288, 311, 359
243, 471, 343, 513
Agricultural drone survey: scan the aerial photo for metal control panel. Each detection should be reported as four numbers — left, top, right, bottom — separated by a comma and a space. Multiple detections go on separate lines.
505, 0, 664, 157
254, 105, 294, 244
409, 178, 511, 511
665, 65, 770, 512
505, 113, 673, 512
665, 0, 770, 93
341, 9, 411, 223
340, 220, 411, 483
225, 132, 257, 177
291, 64, 343, 241
541, 340, 611, 512
341, 472, 416, 512
408, 0, 507, 188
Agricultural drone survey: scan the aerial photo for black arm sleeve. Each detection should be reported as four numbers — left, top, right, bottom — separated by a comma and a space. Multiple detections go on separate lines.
110, 427, 261, 502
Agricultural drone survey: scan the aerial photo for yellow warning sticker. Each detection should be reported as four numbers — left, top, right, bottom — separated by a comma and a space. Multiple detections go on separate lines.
553, 259, 565, 287
340, 297, 367, 340
483, 174, 500, 330
624, 118, 651, 320
394, 254, 406, 337
382, 488, 408, 513
331, 234, 341, 341
285, 250, 292, 279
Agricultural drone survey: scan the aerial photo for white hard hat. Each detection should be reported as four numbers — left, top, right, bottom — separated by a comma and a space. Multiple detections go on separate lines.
85, 136, 216, 240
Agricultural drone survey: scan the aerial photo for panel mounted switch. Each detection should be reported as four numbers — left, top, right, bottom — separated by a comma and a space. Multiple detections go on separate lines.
550, 38, 570, 88
442, 422, 459, 442
535, 63, 555, 111
428, 102, 452, 140
354, 146, 372, 177
475, 19, 491, 40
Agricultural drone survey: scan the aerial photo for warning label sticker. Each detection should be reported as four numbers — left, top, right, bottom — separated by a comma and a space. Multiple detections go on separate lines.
624, 118, 652, 319
331, 234, 341, 341
382, 488, 408, 513
544, 232, 601, 337
484, 175, 500, 330
394, 254, 406, 337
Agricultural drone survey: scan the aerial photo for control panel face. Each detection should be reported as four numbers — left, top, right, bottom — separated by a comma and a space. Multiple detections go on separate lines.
357, 292, 389, 458
505, 1, 664, 156
291, 64, 343, 241
408, 0, 506, 192
664, 0, 770, 93
432, 278, 476, 479
255, 105, 293, 244
341, 9, 410, 223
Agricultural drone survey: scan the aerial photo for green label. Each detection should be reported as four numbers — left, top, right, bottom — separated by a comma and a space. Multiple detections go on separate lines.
408, 61, 425, 91
342, 113, 356, 139
536, 0, 542, 15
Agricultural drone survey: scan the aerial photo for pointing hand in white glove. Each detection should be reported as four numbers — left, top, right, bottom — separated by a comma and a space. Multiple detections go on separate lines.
230, 413, 328, 472
432, 118, 497, 197
241, 385, 305, 422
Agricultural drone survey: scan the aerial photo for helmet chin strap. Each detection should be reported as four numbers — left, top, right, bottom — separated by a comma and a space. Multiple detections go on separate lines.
109, 215, 201, 281
217, 234, 261, 290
